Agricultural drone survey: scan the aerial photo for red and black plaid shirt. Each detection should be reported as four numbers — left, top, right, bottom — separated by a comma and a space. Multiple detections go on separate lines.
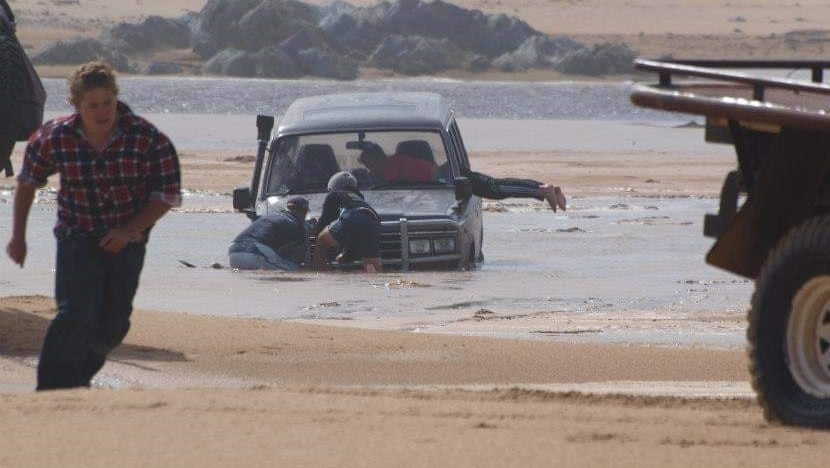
18, 101, 182, 239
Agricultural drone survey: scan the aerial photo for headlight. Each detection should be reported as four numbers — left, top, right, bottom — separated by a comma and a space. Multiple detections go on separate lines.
432, 237, 456, 254
409, 238, 431, 255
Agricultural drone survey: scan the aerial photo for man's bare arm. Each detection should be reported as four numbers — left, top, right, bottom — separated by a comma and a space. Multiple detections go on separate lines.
6, 182, 37, 266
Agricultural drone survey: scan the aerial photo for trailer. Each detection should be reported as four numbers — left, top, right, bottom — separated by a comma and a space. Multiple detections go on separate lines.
631, 58, 830, 427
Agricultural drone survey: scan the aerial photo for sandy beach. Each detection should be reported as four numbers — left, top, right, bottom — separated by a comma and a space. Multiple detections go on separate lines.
4, 295, 827, 468
4, 0, 830, 466
2, 115, 818, 466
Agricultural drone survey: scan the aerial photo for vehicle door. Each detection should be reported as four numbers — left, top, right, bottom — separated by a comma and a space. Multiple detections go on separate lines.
446, 118, 483, 260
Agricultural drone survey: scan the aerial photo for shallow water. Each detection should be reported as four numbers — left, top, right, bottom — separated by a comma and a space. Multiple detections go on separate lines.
0, 194, 753, 348
1, 78, 750, 347
41, 77, 686, 122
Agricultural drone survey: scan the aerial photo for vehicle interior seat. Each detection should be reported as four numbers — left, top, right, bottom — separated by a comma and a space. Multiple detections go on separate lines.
295, 143, 340, 188
394, 140, 435, 166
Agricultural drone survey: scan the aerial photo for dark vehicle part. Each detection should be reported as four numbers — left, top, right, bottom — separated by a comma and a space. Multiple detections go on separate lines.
0, 0, 46, 177
234, 93, 484, 270
233, 115, 274, 220
750, 215, 830, 427
631, 58, 830, 426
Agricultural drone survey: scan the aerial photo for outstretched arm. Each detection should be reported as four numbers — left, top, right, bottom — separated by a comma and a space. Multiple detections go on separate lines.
6, 181, 36, 266
466, 169, 566, 212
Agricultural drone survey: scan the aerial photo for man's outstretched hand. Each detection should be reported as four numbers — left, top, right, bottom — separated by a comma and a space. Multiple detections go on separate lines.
540, 185, 567, 212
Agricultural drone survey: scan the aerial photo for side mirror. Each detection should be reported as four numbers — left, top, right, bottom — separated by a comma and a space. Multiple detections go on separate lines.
454, 176, 472, 201
232, 186, 252, 211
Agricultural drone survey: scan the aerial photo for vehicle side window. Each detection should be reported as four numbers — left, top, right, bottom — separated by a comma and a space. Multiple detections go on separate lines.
443, 129, 459, 178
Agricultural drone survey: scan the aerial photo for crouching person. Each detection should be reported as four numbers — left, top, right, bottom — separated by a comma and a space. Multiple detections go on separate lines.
228, 196, 310, 270
5, 62, 182, 390
314, 171, 382, 273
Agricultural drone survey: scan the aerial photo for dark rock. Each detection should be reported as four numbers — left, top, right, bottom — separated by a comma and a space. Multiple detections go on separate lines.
193, 0, 260, 59
31, 37, 134, 72
321, 0, 537, 58
250, 46, 303, 78
554, 42, 637, 75
236, 1, 320, 51
464, 54, 490, 72
493, 35, 583, 71
319, 2, 393, 55
369, 34, 465, 75
204, 48, 257, 77
317, 0, 361, 18
102, 16, 191, 54
145, 61, 184, 75
295, 47, 358, 79
278, 26, 330, 56
194, 0, 319, 58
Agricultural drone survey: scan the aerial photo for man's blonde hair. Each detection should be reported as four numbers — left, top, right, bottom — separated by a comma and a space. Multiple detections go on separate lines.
67, 61, 119, 107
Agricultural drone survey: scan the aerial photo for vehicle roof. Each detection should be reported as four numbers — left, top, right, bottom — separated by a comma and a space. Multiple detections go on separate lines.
276, 92, 453, 136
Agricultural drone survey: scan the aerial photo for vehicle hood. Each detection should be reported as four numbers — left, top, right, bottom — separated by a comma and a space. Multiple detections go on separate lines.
260, 189, 461, 220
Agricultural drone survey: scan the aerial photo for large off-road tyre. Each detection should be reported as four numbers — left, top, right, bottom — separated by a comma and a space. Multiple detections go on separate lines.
749, 215, 830, 427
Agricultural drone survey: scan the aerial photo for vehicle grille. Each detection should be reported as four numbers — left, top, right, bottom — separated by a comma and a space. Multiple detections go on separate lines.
308, 218, 461, 267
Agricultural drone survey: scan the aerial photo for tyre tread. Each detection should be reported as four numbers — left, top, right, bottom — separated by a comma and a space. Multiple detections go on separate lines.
749, 214, 830, 426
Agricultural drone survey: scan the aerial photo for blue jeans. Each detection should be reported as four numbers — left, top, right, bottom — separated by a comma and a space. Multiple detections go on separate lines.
227, 240, 298, 271
37, 237, 146, 390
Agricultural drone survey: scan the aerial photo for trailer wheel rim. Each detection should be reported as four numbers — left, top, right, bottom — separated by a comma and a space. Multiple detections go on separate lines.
787, 276, 830, 398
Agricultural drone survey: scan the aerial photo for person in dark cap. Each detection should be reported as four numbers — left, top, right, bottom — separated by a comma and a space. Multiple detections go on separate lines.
228, 196, 310, 270
314, 171, 382, 273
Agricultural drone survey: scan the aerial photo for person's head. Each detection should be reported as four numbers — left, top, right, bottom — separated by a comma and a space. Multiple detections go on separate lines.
357, 143, 387, 175
284, 196, 309, 219
327, 171, 357, 192
67, 61, 119, 136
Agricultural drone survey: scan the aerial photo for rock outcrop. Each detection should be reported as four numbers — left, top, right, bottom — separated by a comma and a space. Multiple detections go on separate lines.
31, 37, 134, 72
31, 0, 638, 79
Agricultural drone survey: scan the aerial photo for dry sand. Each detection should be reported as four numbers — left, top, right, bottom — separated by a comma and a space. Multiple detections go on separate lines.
5, 295, 829, 468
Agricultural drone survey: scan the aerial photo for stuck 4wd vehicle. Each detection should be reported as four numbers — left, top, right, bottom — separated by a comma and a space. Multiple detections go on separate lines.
233, 92, 483, 270
633, 58, 830, 427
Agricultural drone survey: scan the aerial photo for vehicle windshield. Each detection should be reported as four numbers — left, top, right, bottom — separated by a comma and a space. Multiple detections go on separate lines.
264, 130, 452, 195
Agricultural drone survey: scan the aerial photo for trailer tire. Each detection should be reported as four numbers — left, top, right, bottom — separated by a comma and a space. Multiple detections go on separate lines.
749, 215, 830, 427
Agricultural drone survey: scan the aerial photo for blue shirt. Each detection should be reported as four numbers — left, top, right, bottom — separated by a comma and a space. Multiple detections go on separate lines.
232, 210, 307, 262
316, 188, 377, 234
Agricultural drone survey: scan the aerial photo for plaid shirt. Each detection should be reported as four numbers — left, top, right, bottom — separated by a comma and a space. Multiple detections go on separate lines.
18, 101, 182, 239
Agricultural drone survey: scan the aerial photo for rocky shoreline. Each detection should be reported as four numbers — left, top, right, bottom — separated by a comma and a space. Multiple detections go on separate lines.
27, 0, 637, 79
